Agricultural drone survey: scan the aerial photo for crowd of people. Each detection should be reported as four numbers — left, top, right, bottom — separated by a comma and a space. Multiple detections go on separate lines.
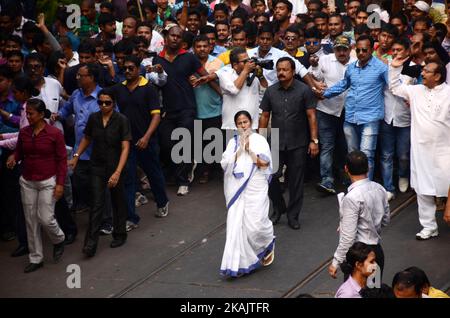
0, 0, 449, 297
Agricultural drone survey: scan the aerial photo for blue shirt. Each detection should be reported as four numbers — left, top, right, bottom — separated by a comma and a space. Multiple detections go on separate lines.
58, 85, 102, 160
324, 56, 388, 124
211, 45, 227, 57
0, 92, 20, 134
194, 56, 223, 119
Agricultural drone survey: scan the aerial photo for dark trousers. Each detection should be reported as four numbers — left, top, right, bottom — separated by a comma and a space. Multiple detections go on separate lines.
125, 143, 169, 224
0, 152, 21, 235
269, 146, 307, 222
72, 160, 91, 210
196, 115, 222, 177
159, 109, 196, 186
85, 174, 127, 249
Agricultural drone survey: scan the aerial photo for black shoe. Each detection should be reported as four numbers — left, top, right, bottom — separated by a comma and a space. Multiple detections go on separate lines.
270, 210, 282, 224
110, 239, 126, 248
1, 231, 16, 241
64, 233, 76, 245
11, 245, 29, 257
24, 262, 43, 273
288, 219, 301, 230
82, 245, 96, 257
53, 241, 65, 263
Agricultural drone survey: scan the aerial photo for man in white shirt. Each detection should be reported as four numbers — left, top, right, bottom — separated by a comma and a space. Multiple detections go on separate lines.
389, 56, 450, 240
247, 23, 319, 89
309, 35, 356, 195
216, 47, 268, 130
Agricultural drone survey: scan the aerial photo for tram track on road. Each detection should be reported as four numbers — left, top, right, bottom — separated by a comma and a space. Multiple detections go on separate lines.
281, 193, 417, 298
112, 193, 417, 298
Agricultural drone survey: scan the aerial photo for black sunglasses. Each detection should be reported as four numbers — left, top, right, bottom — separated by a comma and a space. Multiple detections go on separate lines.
356, 48, 369, 53
97, 100, 113, 106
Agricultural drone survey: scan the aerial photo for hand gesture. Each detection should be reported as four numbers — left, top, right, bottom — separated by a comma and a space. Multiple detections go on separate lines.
98, 55, 113, 67
243, 59, 256, 74
50, 113, 59, 122
308, 141, 319, 158
108, 171, 121, 188
6, 155, 16, 169
328, 264, 338, 279
36, 13, 45, 29
391, 55, 409, 68
57, 58, 67, 71
152, 64, 163, 74
53, 184, 64, 201
309, 54, 319, 67
136, 136, 149, 150
68, 157, 78, 171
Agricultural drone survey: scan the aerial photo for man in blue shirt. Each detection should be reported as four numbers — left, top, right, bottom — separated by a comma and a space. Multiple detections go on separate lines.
322, 35, 388, 180
53, 63, 102, 214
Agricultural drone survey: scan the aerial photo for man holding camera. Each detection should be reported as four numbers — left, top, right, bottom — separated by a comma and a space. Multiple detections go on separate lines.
194, 47, 268, 130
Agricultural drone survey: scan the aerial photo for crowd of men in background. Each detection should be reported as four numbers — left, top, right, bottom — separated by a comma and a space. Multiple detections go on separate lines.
0, 0, 449, 294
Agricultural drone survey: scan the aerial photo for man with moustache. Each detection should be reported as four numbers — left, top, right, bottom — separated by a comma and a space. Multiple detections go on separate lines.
259, 57, 319, 230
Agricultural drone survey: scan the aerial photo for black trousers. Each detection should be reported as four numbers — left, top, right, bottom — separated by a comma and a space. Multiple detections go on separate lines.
84, 174, 127, 249
159, 109, 196, 186
196, 115, 222, 177
269, 146, 307, 222
72, 160, 91, 210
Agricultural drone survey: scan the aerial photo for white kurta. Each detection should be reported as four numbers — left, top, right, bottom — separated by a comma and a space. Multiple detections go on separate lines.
389, 65, 450, 196
220, 132, 275, 277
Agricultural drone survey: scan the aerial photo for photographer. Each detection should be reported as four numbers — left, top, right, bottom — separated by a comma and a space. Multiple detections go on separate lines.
195, 47, 268, 131
247, 23, 322, 92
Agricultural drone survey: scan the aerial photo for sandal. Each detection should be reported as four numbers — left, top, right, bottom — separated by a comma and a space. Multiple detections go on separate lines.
262, 249, 274, 267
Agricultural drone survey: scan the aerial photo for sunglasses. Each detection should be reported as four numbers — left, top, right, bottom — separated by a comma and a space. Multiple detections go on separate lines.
97, 100, 113, 106
305, 41, 319, 46
356, 48, 369, 53
284, 36, 298, 41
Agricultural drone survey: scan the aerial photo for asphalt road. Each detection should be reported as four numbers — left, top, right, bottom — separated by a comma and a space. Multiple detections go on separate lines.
0, 177, 449, 298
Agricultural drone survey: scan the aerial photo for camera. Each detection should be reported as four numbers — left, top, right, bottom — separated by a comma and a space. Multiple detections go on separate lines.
246, 58, 273, 86
250, 57, 274, 70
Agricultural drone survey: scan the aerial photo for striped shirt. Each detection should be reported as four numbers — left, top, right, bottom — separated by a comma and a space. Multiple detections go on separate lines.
324, 56, 388, 124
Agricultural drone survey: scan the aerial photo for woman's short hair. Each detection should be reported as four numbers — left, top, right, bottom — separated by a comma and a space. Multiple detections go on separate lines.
98, 88, 116, 104
340, 242, 372, 276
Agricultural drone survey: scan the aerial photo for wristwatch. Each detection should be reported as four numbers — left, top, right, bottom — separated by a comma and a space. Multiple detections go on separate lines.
311, 138, 319, 144
8, 113, 13, 119
73, 153, 80, 158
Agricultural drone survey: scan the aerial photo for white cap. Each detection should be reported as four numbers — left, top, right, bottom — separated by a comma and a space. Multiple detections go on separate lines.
414, 1, 430, 13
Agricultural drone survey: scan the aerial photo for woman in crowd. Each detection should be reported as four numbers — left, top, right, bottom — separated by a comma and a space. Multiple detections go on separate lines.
220, 110, 274, 278
68, 89, 131, 257
7, 98, 66, 273
335, 242, 378, 298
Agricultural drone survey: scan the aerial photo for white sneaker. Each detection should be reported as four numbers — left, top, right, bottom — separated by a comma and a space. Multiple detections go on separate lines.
126, 221, 139, 232
415, 228, 439, 240
399, 178, 409, 193
187, 161, 197, 183
155, 202, 169, 218
387, 191, 395, 201
177, 185, 189, 196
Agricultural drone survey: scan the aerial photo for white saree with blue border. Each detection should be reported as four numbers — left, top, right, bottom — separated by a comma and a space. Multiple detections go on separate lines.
220, 132, 275, 277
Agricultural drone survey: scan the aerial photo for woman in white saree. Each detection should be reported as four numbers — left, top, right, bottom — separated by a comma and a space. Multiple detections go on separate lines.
220, 111, 275, 278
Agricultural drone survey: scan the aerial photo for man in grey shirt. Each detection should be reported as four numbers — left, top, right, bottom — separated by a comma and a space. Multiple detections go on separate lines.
328, 151, 390, 279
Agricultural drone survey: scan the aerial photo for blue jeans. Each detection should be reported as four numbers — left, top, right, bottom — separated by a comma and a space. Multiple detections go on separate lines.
343, 121, 380, 180
317, 110, 347, 185
379, 121, 410, 192
125, 142, 169, 224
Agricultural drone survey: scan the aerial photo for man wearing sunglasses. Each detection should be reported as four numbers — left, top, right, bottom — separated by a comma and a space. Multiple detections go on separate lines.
321, 35, 388, 181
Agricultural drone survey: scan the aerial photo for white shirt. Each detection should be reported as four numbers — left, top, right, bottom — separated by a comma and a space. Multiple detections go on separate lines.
67, 51, 79, 67
389, 65, 450, 196
215, 65, 262, 130
150, 31, 164, 54
247, 46, 309, 86
38, 77, 64, 132
290, 0, 307, 15
309, 54, 356, 117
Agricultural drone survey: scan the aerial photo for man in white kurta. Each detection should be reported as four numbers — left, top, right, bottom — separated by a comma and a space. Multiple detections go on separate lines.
389, 59, 450, 240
